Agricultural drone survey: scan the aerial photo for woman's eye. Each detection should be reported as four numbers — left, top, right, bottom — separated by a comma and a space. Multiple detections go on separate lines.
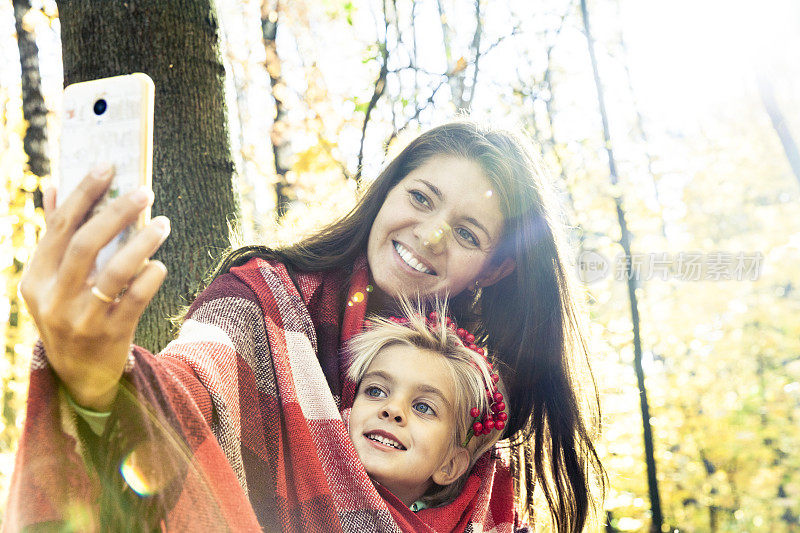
364, 386, 386, 398
409, 190, 431, 208
455, 227, 479, 247
413, 402, 436, 416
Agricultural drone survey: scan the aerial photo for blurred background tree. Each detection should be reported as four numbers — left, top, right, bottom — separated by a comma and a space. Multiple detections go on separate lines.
3, 0, 799, 531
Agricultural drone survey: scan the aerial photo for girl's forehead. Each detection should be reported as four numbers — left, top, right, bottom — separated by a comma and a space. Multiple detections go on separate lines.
368, 345, 456, 399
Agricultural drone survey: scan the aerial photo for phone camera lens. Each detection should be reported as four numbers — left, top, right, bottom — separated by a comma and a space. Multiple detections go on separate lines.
93, 99, 107, 115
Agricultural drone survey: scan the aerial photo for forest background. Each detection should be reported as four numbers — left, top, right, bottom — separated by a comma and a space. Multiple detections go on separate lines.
2, 0, 800, 531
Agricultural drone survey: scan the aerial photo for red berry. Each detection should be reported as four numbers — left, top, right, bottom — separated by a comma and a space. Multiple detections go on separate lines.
476, 347, 484, 355
494, 392, 503, 402
468, 344, 478, 352
429, 312, 437, 320
465, 333, 475, 344
491, 373, 500, 383
473, 422, 483, 434
498, 412, 508, 421
491, 403, 502, 413
483, 426, 492, 435
496, 402, 505, 412
457, 328, 467, 338
495, 420, 505, 430
485, 420, 495, 429
470, 407, 480, 418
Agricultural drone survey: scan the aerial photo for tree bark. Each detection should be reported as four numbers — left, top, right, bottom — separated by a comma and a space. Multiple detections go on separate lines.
56, 0, 238, 352
580, 0, 663, 531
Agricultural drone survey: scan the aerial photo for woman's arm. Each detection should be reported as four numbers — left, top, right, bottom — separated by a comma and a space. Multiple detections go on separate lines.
19, 166, 169, 411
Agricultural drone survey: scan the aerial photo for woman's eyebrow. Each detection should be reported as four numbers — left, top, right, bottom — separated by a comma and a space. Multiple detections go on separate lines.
418, 179, 443, 201
465, 216, 492, 243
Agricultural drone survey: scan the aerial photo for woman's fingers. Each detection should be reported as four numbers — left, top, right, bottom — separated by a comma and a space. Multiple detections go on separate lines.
42, 185, 57, 218
110, 259, 168, 326
58, 186, 154, 291
33, 166, 114, 269
86, 216, 170, 316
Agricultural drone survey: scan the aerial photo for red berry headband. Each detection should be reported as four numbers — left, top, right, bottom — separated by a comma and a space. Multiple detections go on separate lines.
383, 311, 508, 447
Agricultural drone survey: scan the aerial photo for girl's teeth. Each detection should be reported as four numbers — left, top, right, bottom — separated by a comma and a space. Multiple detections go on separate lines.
368, 434, 403, 449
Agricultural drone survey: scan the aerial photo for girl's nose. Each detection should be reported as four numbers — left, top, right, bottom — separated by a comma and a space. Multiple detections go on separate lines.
379, 402, 407, 425
420, 220, 450, 255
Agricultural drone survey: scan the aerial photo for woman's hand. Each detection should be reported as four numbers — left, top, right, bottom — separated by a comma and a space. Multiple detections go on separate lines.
19, 165, 170, 411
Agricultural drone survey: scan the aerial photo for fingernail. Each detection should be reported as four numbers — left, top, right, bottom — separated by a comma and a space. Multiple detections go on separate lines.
91, 163, 114, 181
152, 216, 170, 241
131, 187, 154, 206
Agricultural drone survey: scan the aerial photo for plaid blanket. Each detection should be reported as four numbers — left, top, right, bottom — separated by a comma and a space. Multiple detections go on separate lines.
5, 257, 524, 532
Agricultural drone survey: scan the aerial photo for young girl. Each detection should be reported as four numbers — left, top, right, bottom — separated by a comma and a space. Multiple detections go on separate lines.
346, 307, 510, 513
12, 121, 604, 532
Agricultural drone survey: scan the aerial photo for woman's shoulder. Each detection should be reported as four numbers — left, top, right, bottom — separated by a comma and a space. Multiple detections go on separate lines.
185, 270, 263, 320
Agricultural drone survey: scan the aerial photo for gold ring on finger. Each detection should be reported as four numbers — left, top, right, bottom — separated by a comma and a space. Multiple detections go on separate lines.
91, 285, 118, 304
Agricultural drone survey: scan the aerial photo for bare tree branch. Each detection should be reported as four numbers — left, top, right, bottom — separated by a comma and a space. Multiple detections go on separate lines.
355, 0, 390, 183
465, 0, 483, 111
757, 74, 800, 188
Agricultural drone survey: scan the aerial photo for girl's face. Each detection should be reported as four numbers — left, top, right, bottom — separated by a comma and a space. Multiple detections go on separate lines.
349, 344, 468, 506
367, 156, 508, 299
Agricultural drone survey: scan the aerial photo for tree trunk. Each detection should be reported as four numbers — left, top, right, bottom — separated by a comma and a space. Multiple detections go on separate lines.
261, 0, 293, 219
13, 0, 49, 204
56, 0, 238, 352
580, 0, 664, 531
6, 0, 50, 449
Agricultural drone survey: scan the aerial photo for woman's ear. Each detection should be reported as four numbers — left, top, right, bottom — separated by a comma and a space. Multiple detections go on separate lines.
432, 447, 470, 486
477, 257, 516, 289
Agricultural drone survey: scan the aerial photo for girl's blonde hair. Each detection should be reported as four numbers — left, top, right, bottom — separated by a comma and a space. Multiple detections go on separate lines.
346, 299, 509, 508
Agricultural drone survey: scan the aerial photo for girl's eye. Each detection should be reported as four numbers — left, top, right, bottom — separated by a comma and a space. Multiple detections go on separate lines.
364, 386, 386, 398
413, 402, 436, 416
409, 190, 431, 208
455, 226, 479, 247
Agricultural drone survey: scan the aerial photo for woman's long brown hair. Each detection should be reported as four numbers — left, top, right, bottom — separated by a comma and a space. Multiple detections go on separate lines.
214, 122, 606, 531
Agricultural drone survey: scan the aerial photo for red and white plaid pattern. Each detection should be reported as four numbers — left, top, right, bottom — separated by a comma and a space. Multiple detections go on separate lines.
5, 257, 524, 532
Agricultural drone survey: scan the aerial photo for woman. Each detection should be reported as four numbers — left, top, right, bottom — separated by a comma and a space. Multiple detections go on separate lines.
10, 122, 603, 532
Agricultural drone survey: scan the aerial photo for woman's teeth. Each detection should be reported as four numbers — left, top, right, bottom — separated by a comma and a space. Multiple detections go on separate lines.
394, 242, 434, 275
366, 433, 406, 450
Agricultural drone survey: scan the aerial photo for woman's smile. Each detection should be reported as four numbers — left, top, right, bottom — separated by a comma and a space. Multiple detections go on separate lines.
392, 241, 436, 275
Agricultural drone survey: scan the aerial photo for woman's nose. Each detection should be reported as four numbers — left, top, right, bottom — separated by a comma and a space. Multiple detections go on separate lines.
419, 220, 451, 255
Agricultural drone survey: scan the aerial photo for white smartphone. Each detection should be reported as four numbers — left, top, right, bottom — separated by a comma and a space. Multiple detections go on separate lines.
58, 73, 155, 273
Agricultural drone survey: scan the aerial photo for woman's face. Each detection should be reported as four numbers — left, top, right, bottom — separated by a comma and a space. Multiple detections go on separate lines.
367, 156, 507, 299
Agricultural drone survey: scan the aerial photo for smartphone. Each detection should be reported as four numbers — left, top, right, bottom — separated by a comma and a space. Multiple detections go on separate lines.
58, 73, 155, 273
